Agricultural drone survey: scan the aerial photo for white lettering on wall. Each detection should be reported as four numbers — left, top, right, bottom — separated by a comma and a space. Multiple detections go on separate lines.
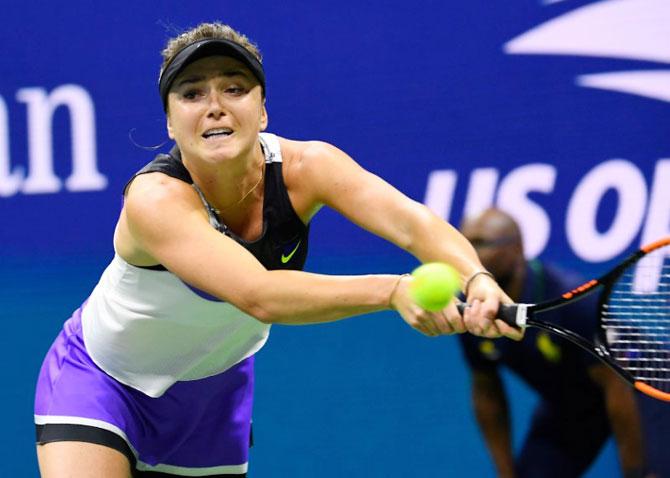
425, 163, 556, 259
0, 95, 23, 197
0, 84, 107, 196
640, 159, 670, 246
424, 170, 457, 222
463, 168, 499, 220
423, 159, 663, 264
566, 159, 647, 262
497, 163, 556, 258
634, 159, 670, 292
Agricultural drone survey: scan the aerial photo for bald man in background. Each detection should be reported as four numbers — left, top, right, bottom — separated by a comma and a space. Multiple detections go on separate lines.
458, 208, 650, 478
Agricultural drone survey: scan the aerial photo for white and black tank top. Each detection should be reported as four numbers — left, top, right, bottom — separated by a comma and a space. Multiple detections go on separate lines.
128, 133, 309, 271
81, 133, 310, 397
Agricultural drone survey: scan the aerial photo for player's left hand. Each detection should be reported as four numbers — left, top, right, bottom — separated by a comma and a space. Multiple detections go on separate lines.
391, 275, 466, 337
462, 273, 524, 341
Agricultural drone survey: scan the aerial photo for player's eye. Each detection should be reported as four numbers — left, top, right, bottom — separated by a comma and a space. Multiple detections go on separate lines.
181, 89, 202, 100
224, 85, 246, 96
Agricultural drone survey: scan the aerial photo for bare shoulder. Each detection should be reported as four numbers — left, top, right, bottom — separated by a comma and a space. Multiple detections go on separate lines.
116, 172, 204, 264
123, 171, 207, 243
273, 137, 348, 221
124, 172, 199, 218
276, 136, 329, 167
276, 137, 347, 185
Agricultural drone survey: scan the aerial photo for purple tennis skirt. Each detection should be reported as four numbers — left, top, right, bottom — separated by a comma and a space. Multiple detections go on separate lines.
34, 305, 254, 476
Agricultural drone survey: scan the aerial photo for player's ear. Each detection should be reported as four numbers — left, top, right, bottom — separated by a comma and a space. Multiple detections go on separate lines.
259, 100, 268, 132
167, 115, 174, 140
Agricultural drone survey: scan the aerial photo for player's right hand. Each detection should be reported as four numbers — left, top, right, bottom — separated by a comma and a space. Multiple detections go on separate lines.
390, 275, 467, 337
462, 273, 524, 341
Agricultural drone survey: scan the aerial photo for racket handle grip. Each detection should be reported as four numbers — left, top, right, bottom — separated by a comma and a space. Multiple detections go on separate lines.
456, 303, 523, 327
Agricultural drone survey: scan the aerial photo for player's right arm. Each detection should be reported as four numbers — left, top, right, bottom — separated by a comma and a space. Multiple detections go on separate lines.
116, 172, 451, 335
471, 368, 516, 478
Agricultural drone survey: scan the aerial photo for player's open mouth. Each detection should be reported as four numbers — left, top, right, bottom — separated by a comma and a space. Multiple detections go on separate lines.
202, 128, 233, 139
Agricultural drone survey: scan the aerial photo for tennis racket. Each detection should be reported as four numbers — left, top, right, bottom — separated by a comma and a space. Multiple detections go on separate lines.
458, 237, 670, 402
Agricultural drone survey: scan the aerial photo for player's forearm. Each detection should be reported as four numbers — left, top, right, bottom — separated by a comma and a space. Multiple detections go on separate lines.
239, 270, 398, 324
403, 208, 484, 282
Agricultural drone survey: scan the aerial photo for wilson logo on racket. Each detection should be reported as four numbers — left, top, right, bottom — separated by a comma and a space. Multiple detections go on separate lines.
562, 279, 599, 300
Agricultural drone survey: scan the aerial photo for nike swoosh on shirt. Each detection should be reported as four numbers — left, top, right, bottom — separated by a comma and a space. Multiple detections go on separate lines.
281, 240, 301, 264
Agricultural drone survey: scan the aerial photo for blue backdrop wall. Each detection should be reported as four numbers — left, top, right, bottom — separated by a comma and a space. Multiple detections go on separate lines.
1, 0, 668, 476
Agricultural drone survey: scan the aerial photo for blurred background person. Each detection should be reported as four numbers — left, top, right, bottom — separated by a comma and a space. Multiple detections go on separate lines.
457, 208, 651, 478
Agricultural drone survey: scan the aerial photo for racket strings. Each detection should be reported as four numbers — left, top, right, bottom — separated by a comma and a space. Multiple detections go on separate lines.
601, 251, 670, 391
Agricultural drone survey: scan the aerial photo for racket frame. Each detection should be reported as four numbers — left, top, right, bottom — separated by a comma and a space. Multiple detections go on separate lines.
461, 237, 670, 402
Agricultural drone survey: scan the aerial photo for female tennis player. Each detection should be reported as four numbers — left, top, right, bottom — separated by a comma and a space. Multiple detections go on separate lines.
34, 22, 521, 477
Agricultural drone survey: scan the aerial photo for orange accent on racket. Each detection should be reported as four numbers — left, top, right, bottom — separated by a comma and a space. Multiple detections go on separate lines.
642, 237, 670, 253
635, 382, 670, 402
562, 279, 598, 300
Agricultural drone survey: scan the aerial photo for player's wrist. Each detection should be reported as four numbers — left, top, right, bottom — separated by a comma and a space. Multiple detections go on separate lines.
464, 270, 496, 297
388, 274, 410, 309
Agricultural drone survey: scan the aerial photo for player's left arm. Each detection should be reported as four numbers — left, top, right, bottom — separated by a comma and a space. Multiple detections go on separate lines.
286, 139, 521, 339
293, 141, 484, 272
589, 364, 650, 478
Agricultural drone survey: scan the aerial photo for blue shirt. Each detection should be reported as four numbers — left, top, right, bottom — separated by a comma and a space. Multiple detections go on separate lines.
458, 261, 603, 409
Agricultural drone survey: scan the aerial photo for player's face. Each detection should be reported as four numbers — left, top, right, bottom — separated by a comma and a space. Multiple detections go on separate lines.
166, 56, 267, 165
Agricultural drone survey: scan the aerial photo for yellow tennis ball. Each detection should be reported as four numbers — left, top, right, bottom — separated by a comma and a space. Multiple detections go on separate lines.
409, 262, 461, 311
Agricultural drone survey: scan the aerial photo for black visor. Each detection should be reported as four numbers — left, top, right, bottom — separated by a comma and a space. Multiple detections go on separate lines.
158, 38, 265, 111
